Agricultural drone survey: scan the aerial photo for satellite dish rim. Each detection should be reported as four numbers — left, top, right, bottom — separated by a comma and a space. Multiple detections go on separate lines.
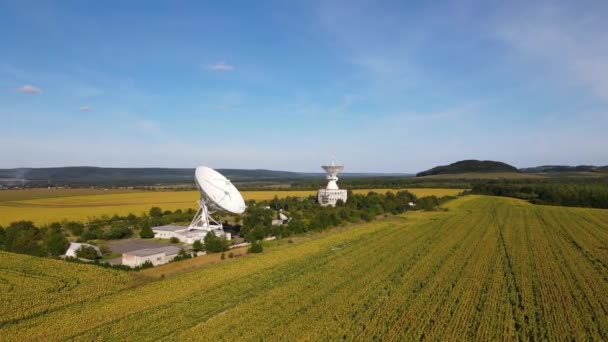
195, 166, 246, 214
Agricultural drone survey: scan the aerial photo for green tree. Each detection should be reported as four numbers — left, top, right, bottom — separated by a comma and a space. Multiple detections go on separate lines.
242, 207, 273, 238
139, 222, 155, 239
104, 224, 133, 240
248, 240, 263, 253
64, 221, 85, 236
204, 232, 227, 253
149, 207, 163, 218
75, 245, 99, 260
192, 239, 203, 252
3, 221, 43, 256
43, 228, 69, 256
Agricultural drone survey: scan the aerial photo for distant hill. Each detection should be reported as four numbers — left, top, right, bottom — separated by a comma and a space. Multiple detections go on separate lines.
0, 167, 407, 187
520, 165, 608, 173
0, 167, 310, 186
416, 160, 519, 177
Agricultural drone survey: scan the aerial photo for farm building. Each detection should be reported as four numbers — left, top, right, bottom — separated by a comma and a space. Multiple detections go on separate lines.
121, 246, 181, 268
152, 224, 231, 244
64, 242, 101, 258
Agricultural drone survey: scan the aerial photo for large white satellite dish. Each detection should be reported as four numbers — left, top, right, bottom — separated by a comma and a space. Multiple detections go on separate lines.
188, 166, 246, 232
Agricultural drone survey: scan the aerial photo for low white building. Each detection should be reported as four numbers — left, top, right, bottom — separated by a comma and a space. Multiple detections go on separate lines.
64, 242, 101, 258
318, 189, 348, 207
121, 246, 181, 268
152, 225, 231, 244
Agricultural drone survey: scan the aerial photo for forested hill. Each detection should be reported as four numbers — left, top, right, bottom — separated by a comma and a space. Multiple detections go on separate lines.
416, 160, 519, 177
0, 167, 311, 186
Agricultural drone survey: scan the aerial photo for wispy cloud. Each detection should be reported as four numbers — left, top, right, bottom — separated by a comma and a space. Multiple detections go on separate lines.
79, 106, 93, 112
17, 84, 42, 94
205, 61, 235, 71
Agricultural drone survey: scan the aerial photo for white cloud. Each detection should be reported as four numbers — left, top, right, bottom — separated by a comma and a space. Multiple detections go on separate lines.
205, 61, 235, 71
79, 106, 93, 112
17, 84, 42, 94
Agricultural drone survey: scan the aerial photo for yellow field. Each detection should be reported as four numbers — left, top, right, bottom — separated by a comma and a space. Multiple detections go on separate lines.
0, 188, 462, 226
0, 188, 135, 202
2, 195, 607, 340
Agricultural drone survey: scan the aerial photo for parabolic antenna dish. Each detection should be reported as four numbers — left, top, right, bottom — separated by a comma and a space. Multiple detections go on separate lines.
195, 166, 246, 214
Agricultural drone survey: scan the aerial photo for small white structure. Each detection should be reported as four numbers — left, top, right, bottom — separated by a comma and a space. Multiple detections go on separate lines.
271, 211, 290, 226
122, 246, 181, 268
64, 242, 101, 258
153, 224, 231, 244
317, 160, 348, 207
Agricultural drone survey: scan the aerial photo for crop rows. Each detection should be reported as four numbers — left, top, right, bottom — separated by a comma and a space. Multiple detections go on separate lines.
1, 195, 607, 340
0, 252, 132, 326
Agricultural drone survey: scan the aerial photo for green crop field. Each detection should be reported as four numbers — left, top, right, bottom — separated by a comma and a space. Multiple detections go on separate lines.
0, 252, 134, 326
1, 195, 607, 340
0, 188, 462, 226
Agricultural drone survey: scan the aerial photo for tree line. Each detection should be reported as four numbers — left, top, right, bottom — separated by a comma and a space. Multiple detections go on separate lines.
240, 190, 455, 242
471, 182, 608, 208
0, 190, 456, 258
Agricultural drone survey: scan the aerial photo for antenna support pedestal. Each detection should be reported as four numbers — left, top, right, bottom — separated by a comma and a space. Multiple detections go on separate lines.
188, 198, 223, 232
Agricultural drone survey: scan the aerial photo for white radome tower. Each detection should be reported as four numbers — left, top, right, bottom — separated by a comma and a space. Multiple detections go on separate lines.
318, 160, 348, 206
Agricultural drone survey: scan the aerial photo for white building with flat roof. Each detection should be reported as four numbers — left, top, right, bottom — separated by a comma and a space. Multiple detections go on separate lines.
122, 246, 181, 268
152, 224, 231, 244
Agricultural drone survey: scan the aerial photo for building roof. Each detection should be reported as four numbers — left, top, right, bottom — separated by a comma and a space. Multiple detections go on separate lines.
152, 224, 187, 232
124, 246, 181, 257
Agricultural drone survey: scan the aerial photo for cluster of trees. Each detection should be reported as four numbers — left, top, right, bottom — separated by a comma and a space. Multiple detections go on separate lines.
0, 221, 69, 257
241, 191, 455, 242
192, 233, 230, 253
31, 206, 232, 245
75, 207, 199, 242
471, 182, 608, 208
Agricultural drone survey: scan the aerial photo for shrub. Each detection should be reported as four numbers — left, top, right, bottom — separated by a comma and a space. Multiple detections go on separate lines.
248, 241, 263, 254
104, 225, 133, 240
43, 229, 70, 257
204, 233, 228, 253
192, 240, 203, 252
228, 252, 234, 258
221, 252, 226, 260
169, 237, 180, 243
149, 207, 163, 218
76, 246, 100, 260
64, 221, 85, 236
139, 224, 154, 239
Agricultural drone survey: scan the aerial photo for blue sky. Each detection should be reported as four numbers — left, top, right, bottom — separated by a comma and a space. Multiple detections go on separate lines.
1, 0, 607, 172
